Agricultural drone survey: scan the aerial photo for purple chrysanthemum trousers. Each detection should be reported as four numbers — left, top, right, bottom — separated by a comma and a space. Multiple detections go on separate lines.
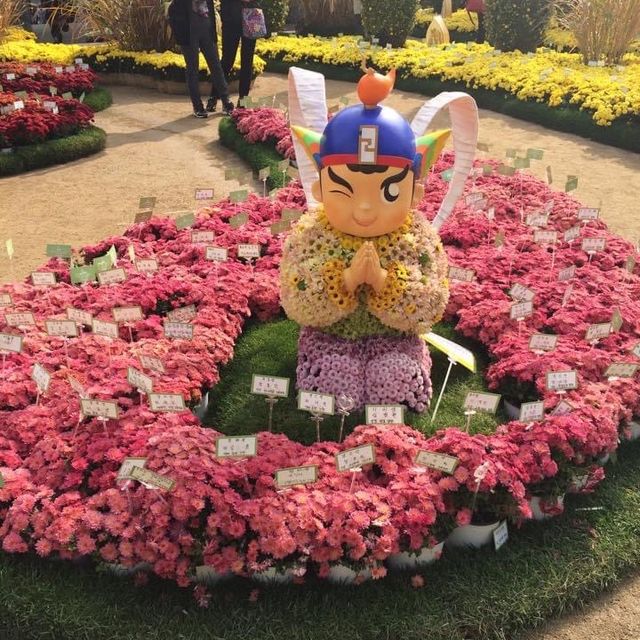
296, 328, 433, 413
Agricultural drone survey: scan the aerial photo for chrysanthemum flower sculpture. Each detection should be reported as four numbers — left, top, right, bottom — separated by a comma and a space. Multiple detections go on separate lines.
280, 65, 479, 412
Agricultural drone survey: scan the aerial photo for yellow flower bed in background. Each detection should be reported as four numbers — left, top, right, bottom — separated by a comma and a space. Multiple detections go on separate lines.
256, 35, 640, 126
0, 36, 266, 75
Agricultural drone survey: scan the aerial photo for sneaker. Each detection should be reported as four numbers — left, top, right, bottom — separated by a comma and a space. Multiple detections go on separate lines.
206, 97, 218, 113
222, 99, 235, 115
193, 108, 208, 119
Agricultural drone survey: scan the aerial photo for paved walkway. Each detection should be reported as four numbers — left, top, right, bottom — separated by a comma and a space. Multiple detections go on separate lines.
0, 72, 639, 639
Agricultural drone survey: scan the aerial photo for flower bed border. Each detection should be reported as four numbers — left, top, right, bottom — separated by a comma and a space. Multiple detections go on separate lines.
263, 58, 640, 154
0, 125, 106, 177
218, 116, 288, 191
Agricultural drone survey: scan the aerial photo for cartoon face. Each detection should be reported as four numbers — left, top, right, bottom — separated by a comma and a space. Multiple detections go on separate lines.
311, 164, 424, 238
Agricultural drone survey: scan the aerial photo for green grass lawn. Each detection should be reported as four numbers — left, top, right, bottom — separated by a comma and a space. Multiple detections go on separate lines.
205, 317, 502, 442
2, 319, 639, 640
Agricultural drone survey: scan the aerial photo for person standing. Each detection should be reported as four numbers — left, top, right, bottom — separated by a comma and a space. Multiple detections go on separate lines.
207, 0, 259, 112
466, 0, 486, 44
168, 0, 235, 118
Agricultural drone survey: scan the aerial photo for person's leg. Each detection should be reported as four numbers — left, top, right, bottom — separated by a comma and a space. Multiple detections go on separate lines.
476, 12, 486, 43
238, 36, 257, 99
181, 42, 205, 113
210, 21, 240, 102
200, 29, 231, 108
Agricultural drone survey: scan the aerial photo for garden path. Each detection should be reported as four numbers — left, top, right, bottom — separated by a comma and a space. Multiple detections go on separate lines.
0, 73, 639, 640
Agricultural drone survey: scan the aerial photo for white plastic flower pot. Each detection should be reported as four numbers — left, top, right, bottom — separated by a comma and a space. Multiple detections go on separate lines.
386, 541, 444, 571
192, 391, 210, 420
252, 567, 295, 584
446, 522, 500, 549
528, 495, 565, 521
504, 400, 521, 421
326, 564, 371, 585
627, 420, 640, 441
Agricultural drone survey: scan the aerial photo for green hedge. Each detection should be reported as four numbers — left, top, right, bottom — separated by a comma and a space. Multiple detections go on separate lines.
83, 86, 113, 112
0, 126, 107, 177
264, 58, 640, 154
218, 116, 289, 191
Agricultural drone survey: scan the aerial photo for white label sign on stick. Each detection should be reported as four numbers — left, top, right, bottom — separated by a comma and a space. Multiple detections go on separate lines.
493, 521, 509, 551
166, 305, 196, 323
195, 188, 215, 200
546, 371, 578, 391
66, 307, 93, 326
509, 283, 535, 302
112, 306, 144, 323
0, 333, 22, 353
130, 466, 175, 491
0, 293, 12, 306
127, 367, 153, 394
448, 266, 475, 282
237, 244, 261, 259
92, 319, 119, 339
564, 226, 581, 243
526, 214, 548, 227
216, 436, 258, 459
67, 374, 87, 398
585, 323, 611, 342
582, 238, 606, 253
558, 265, 576, 282
578, 207, 600, 221
415, 450, 459, 474
81, 399, 119, 419
464, 392, 501, 414
298, 390, 335, 415
149, 393, 186, 412
551, 400, 575, 416
529, 334, 558, 352
31, 363, 51, 393
534, 230, 557, 245
510, 300, 534, 320
206, 246, 228, 262
164, 321, 194, 340
5, 312, 35, 327
632, 343, 640, 359
45, 319, 78, 338
519, 401, 544, 422
117, 457, 147, 481
605, 363, 638, 379
136, 259, 158, 274
251, 375, 290, 398
139, 355, 165, 373
275, 465, 318, 489
31, 272, 57, 286
97, 268, 127, 285
335, 444, 376, 472
365, 405, 405, 425
191, 230, 215, 244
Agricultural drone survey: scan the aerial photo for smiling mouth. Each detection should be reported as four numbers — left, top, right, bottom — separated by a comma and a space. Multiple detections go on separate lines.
353, 214, 377, 227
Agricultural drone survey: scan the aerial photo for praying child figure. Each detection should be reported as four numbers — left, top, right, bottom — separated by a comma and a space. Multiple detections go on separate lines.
280, 67, 452, 413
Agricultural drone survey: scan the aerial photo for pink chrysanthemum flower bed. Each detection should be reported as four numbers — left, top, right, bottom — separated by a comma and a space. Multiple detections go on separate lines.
0, 119, 639, 594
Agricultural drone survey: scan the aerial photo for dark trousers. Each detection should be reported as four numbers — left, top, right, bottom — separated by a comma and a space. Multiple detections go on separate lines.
181, 21, 229, 110
212, 20, 256, 99
476, 12, 486, 43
